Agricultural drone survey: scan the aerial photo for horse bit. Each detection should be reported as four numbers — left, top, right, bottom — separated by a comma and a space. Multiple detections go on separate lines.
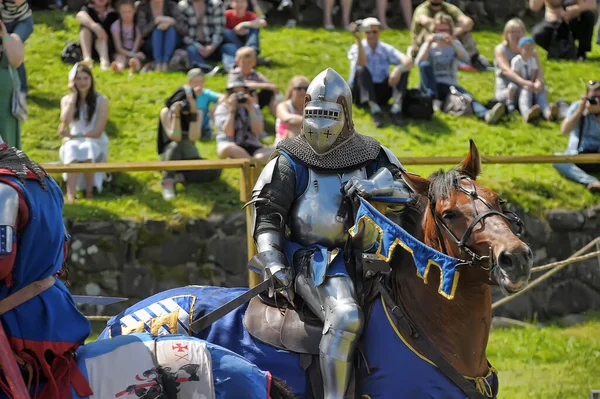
429, 175, 524, 278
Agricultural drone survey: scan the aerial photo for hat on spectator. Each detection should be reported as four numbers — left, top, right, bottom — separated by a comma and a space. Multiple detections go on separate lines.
187, 68, 204, 81
226, 74, 248, 90
361, 17, 381, 29
518, 36, 535, 48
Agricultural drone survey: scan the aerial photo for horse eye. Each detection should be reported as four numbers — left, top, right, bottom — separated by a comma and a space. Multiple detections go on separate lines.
442, 211, 456, 220
498, 198, 508, 205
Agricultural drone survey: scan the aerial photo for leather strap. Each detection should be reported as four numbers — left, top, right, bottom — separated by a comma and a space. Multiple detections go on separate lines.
375, 278, 487, 399
0, 276, 55, 316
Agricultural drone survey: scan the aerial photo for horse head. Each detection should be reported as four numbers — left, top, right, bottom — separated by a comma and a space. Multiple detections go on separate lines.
401, 140, 533, 294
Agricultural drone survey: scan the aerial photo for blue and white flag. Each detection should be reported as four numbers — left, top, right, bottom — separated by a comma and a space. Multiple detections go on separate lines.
349, 198, 461, 300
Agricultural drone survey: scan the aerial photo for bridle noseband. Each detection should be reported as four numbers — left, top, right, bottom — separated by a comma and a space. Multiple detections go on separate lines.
429, 175, 524, 276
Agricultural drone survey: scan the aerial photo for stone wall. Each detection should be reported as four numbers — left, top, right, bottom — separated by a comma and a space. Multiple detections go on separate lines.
67, 205, 600, 321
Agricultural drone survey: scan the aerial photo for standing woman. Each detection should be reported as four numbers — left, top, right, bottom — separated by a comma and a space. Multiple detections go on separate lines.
136, 0, 188, 72
58, 64, 109, 203
275, 75, 308, 145
0, 20, 24, 149
493, 18, 543, 111
0, 0, 33, 94
76, 0, 119, 70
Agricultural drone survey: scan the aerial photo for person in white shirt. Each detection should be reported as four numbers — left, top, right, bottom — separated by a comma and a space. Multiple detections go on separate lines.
347, 17, 413, 128
508, 36, 558, 123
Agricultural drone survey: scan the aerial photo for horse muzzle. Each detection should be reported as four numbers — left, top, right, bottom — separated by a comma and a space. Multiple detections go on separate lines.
495, 246, 533, 294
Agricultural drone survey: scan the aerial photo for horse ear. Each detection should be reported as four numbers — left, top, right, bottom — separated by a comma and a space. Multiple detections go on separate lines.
459, 140, 482, 180
401, 171, 431, 196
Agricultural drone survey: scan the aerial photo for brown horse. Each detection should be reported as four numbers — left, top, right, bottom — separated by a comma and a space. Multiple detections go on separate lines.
391, 140, 533, 380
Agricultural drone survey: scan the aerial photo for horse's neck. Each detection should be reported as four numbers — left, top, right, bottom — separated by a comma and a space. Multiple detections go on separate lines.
392, 212, 492, 377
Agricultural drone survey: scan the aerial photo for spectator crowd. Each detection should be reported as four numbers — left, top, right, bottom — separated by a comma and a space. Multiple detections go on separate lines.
0, 0, 598, 201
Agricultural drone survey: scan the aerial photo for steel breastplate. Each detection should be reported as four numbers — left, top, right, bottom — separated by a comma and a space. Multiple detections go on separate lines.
289, 168, 377, 249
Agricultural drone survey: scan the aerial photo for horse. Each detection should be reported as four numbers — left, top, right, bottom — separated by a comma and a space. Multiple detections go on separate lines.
98, 141, 533, 398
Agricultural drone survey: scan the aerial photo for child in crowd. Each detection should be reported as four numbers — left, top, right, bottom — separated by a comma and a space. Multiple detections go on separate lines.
194, 70, 224, 139
110, 0, 145, 74
508, 36, 558, 123
228, 47, 280, 118
222, 0, 267, 70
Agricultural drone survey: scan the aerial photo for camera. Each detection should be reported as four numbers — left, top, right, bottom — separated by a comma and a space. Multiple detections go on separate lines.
587, 95, 598, 105
236, 92, 247, 104
434, 33, 446, 41
353, 20, 370, 32
179, 99, 191, 114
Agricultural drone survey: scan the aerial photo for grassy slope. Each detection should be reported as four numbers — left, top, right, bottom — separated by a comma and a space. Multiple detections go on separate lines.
86, 318, 600, 397
25, 12, 598, 221
488, 319, 600, 398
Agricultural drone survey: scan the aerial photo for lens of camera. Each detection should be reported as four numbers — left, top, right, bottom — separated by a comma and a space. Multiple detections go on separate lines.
588, 96, 598, 105
237, 92, 247, 104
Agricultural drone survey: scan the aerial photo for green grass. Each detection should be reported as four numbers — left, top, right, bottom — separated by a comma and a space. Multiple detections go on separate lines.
86, 318, 600, 397
488, 319, 600, 398
24, 12, 599, 221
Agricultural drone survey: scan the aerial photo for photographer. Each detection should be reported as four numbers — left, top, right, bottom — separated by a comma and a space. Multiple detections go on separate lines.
347, 17, 412, 128
157, 68, 222, 200
553, 80, 600, 193
214, 74, 272, 164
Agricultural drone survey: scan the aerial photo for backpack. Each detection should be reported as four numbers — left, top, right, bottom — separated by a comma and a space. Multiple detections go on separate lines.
61, 42, 82, 64
547, 22, 577, 60
443, 87, 474, 116
402, 89, 434, 120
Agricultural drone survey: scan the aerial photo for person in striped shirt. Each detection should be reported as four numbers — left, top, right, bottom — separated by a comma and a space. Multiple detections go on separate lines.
0, 0, 33, 94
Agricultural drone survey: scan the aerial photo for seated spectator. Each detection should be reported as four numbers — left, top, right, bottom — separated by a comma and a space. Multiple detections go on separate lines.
58, 64, 109, 203
409, 0, 488, 71
509, 36, 558, 122
76, 0, 118, 71
494, 18, 544, 112
529, 0, 595, 61
157, 69, 222, 200
323, 0, 352, 30
110, 0, 145, 74
275, 75, 308, 145
179, 0, 226, 73
376, 0, 412, 29
222, 0, 267, 71
194, 70, 224, 139
214, 74, 273, 164
228, 46, 280, 117
347, 17, 412, 128
0, 20, 24, 149
136, 0, 187, 72
0, 0, 33, 94
553, 80, 600, 193
416, 13, 504, 125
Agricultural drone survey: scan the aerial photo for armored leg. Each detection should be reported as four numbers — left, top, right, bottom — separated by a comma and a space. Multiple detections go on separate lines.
295, 271, 364, 399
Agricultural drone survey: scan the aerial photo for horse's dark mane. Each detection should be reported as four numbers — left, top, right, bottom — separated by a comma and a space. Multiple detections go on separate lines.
428, 168, 462, 200
400, 168, 461, 236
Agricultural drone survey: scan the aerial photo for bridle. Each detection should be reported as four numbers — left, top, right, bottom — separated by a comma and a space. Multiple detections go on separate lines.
429, 175, 524, 277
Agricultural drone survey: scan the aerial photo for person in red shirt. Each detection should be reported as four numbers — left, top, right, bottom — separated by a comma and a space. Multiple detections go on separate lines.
222, 0, 267, 71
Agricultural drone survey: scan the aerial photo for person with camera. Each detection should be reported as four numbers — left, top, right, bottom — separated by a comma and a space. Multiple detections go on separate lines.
553, 80, 600, 193
157, 68, 222, 200
214, 74, 273, 164
347, 17, 412, 128
416, 12, 505, 124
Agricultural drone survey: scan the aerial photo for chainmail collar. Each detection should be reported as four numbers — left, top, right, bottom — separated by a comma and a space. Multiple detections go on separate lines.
276, 132, 381, 170
0, 144, 48, 190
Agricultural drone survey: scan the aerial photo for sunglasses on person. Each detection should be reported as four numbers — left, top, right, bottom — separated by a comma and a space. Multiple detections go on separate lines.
294, 86, 308, 91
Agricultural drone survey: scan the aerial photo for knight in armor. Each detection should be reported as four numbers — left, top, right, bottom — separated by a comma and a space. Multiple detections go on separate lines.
248, 68, 413, 399
0, 138, 92, 398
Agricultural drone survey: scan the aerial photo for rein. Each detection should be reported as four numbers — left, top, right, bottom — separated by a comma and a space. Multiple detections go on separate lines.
428, 175, 524, 279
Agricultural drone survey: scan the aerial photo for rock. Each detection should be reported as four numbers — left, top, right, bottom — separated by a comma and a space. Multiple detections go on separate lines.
85, 282, 102, 296
492, 287, 535, 320
491, 316, 536, 329
521, 212, 550, 248
119, 267, 155, 298
582, 205, 600, 231
204, 234, 248, 275
138, 234, 202, 266
221, 212, 247, 236
143, 220, 167, 234
546, 209, 585, 231
186, 219, 216, 240
560, 313, 589, 327
99, 270, 120, 292
69, 221, 127, 236
545, 280, 598, 318
67, 234, 127, 272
